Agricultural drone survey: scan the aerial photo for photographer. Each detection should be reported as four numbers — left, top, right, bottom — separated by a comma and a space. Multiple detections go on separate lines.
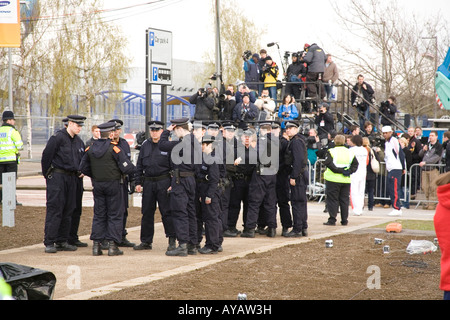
190, 84, 216, 121
243, 52, 261, 92
314, 103, 334, 142
254, 88, 276, 120
235, 82, 257, 104
303, 43, 327, 103
351, 74, 375, 129
232, 92, 259, 128
260, 56, 279, 100
285, 52, 307, 100
218, 90, 236, 121
380, 96, 397, 128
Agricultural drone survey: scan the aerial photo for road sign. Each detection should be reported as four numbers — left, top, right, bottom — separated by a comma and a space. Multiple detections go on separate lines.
147, 28, 172, 86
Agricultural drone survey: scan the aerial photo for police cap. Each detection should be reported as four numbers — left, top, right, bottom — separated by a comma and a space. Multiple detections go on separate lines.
271, 121, 281, 129
98, 122, 116, 133
207, 122, 220, 130
285, 121, 299, 129
222, 122, 236, 131
202, 135, 215, 144
170, 117, 190, 127
67, 115, 86, 126
147, 120, 164, 130
2, 110, 15, 121
259, 121, 272, 128
108, 119, 123, 129
192, 121, 207, 130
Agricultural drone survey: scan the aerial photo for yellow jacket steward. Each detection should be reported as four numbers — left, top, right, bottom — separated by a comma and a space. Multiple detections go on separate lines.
323, 146, 356, 184
0, 124, 23, 163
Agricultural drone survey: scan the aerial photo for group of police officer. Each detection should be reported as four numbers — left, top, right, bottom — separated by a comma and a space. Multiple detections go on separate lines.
40, 114, 312, 256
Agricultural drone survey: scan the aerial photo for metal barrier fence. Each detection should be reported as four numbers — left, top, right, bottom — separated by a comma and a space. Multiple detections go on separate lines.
305, 159, 445, 208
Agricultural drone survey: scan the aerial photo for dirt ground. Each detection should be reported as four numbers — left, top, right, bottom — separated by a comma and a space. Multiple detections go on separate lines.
0, 206, 443, 300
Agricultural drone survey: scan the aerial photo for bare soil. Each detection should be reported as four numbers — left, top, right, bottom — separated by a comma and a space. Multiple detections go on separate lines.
0, 206, 443, 300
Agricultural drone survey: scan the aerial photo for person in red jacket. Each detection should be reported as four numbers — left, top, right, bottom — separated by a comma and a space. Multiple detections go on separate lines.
434, 171, 450, 300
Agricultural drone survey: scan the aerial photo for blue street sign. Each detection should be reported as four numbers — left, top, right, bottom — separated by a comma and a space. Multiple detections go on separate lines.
153, 67, 158, 81
149, 32, 155, 47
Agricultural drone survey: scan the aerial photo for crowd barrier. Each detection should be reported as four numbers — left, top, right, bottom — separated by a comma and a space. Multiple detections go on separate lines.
305, 159, 445, 208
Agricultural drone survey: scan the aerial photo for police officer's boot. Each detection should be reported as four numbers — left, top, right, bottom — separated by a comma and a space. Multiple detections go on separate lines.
240, 228, 255, 238
266, 228, 276, 238
167, 237, 176, 252
187, 243, 198, 255
165, 243, 188, 257
108, 241, 124, 256
93, 241, 103, 256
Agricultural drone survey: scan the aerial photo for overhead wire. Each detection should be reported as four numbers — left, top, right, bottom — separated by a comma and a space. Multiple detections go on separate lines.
20, 0, 183, 36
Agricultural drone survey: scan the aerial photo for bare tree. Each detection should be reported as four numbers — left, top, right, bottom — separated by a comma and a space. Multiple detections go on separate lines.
196, 0, 264, 88
331, 0, 450, 122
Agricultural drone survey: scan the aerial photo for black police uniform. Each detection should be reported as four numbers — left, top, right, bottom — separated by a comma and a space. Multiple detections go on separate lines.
108, 119, 135, 247
220, 123, 238, 236
79, 122, 136, 256
285, 122, 309, 237
196, 136, 222, 254
227, 129, 257, 236
275, 124, 292, 236
134, 121, 174, 251
241, 126, 279, 238
159, 118, 200, 256
41, 115, 86, 253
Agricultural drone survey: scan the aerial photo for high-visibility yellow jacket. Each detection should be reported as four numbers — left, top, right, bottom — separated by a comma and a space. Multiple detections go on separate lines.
323, 146, 355, 184
0, 124, 23, 163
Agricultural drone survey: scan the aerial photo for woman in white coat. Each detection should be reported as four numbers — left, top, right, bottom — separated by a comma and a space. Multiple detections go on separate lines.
348, 134, 368, 216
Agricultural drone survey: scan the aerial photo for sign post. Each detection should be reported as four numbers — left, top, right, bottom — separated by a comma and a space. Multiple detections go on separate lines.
0, 0, 21, 112
145, 28, 172, 137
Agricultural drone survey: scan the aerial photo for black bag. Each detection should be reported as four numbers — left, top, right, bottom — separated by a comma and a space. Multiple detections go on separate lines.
0, 263, 56, 300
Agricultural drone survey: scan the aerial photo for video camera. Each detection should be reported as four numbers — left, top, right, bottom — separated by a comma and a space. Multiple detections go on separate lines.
210, 73, 222, 81
380, 100, 390, 111
242, 50, 252, 61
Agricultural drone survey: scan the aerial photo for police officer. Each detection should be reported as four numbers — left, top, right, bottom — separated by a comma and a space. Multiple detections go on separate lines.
79, 122, 136, 256
284, 121, 309, 237
108, 119, 135, 247
0, 111, 23, 204
159, 118, 200, 256
226, 128, 256, 237
197, 135, 222, 254
241, 122, 279, 238
56, 117, 87, 248
134, 121, 175, 252
272, 121, 292, 236
42, 115, 86, 253
323, 134, 358, 226
220, 122, 238, 237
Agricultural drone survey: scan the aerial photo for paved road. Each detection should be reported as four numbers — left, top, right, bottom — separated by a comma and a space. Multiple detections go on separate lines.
1, 160, 436, 300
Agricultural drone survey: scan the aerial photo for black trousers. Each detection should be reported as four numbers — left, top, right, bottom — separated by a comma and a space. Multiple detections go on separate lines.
44, 172, 78, 246
228, 178, 250, 230
90, 180, 124, 243
245, 173, 277, 230
199, 185, 222, 251
325, 180, 350, 224
276, 170, 292, 228
140, 178, 174, 244
290, 176, 308, 232
170, 176, 197, 245
69, 177, 83, 244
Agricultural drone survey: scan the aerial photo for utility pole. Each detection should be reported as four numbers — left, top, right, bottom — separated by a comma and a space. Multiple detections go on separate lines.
215, 0, 222, 88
